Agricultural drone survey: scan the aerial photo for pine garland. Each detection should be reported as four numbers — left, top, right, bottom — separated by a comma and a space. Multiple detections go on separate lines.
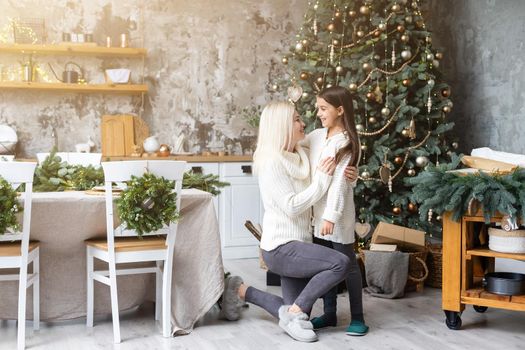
182, 171, 229, 196
0, 176, 22, 234
117, 173, 180, 237
406, 154, 525, 223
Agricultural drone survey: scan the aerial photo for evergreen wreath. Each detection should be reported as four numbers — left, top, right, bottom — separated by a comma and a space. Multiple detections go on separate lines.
116, 172, 180, 237
0, 176, 22, 234
406, 154, 525, 223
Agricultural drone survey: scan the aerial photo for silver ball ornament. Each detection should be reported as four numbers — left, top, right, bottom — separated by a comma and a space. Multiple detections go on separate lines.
415, 156, 429, 168
381, 107, 390, 116
401, 50, 412, 60
295, 42, 303, 52
335, 66, 344, 74
361, 170, 370, 179
356, 124, 364, 132
378, 23, 387, 31
368, 116, 377, 124
426, 53, 434, 61
349, 83, 358, 91
427, 79, 435, 86
407, 168, 416, 176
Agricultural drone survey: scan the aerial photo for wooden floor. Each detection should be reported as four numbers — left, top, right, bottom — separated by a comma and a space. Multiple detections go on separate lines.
1, 258, 524, 349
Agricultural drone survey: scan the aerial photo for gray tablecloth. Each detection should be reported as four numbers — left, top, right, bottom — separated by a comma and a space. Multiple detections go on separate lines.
0, 189, 224, 336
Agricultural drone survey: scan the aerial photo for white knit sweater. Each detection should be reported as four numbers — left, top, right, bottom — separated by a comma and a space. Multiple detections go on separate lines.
305, 128, 357, 244
258, 146, 332, 251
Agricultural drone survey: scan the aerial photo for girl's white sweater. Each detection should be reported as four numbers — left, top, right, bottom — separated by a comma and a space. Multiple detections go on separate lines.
258, 146, 332, 251
305, 128, 357, 244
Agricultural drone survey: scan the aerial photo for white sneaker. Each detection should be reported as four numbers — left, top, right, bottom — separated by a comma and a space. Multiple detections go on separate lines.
278, 305, 318, 342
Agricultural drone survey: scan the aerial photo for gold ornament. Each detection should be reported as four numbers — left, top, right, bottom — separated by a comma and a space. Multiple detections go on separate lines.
366, 92, 375, 101
432, 59, 440, 68
401, 129, 409, 137
332, 39, 339, 46
348, 10, 357, 17
271, 84, 278, 91
349, 83, 358, 91
394, 156, 403, 165
415, 156, 429, 168
426, 53, 434, 61
361, 144, 368, 151
443, 105, 451, 113
425, 35, 432, 43
393, 206, 402, 215
374, 30, 381, 37
327, 23, 335, 31
356, 30, 365, 38
360, 5, 370, 15
335, 11, 341, 18
441, 88, 451, 97
435, 52, 444, 60
408, 203, 418, 213
416, 21, 425, 29
374, 54, 381, 61
301, 39, 309, 46
362, 62, 372, 71
335, 66, 344, 74
295, 42, 303, 52
401, 50, 412, 60
158, 144, 171, 157
326, 83, 333, 88
452, 141, 459, 149
379, 164, 391, 184
378, 22, 387, 31
282, 57, 288, 64
405, 15, 413, 23
368, 116, 377, 124
402, 79, 411, 86
300, 72, 309, 80
397, 25, 405, 33
361, 170, 370, 179
374, 85, 383, 103
316, 76, 324, 84
381, 107, 390, 116
407, 168, 416, 176
302, 92, 309, 98
356, 124, 364, 132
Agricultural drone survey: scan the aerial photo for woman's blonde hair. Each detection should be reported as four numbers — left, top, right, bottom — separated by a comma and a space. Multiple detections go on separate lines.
253, 101, 295, 174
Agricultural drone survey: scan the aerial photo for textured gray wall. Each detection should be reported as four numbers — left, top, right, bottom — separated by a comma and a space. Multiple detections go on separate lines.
0, 0, 307, 157
427, 0, 525, 155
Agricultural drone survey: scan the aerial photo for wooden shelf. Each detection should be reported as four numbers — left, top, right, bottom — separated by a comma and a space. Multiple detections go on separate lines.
0, 43, 146, 57
461, 288, 525, 311
105, 155, 253, 162
0, 81, 147, 94
466, 248, 525, 261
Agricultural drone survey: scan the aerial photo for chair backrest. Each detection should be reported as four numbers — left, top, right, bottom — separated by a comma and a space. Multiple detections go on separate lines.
36, 152, 102, 167
100, 160, 186, 250
0, 162, 37, 250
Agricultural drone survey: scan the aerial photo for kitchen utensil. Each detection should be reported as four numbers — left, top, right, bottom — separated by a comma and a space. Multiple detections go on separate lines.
48, 61, 84, 84
483, 272, 525, 296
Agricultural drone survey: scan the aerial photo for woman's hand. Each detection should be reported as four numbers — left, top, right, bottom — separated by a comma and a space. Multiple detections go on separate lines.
320, 220, 335, 235
344, 165, 358, 182
318, 157, 336, 176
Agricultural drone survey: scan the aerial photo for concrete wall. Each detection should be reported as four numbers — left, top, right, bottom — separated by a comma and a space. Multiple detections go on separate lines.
427, 0, 525, 155
0, 0, 307, 157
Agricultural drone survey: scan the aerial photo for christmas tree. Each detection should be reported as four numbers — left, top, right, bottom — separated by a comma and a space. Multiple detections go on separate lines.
273, 0, 456, 236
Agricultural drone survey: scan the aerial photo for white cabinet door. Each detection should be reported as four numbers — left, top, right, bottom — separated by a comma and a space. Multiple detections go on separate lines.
185, 162, 220, 218
219, 162, 263, 259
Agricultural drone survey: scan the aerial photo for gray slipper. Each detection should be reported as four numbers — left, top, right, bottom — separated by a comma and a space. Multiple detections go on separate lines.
219, 275, 244, 321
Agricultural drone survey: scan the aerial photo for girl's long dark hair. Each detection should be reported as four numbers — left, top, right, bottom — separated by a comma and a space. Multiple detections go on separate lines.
318, 86, 360, 166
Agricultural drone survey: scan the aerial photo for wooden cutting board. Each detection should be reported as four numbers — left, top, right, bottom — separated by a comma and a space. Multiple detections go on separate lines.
101, 115, 149, 156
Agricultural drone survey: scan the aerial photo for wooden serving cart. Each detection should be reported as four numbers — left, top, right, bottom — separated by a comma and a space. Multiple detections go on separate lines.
442, 211, 525, 329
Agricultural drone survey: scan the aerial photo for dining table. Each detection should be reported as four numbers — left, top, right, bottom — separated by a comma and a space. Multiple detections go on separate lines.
0, 188, 225, 335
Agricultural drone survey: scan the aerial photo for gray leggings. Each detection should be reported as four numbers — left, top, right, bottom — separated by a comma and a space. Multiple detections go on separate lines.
313, 237, 363, 320
245, 240, 351, 318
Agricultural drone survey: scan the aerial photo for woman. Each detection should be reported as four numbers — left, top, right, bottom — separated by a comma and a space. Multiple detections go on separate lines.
227, 101, 353, 342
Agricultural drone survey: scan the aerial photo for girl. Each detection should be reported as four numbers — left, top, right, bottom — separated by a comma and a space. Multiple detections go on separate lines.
306, 86, 368, 336
225, 101, 353, 343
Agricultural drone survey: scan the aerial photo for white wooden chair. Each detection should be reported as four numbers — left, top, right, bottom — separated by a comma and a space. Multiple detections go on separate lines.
85, 160, 186, 343
36, 152, 102, 167
0, 162, 38, 350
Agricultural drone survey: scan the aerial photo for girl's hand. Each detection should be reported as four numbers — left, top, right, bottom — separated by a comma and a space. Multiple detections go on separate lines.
344, 165, 358, 182
321, 220, 335, 235
318, 157, 336, 176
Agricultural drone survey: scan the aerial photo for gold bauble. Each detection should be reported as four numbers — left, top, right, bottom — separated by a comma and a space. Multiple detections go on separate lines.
301, 39, 308, 46
426, 53, 434, 61
316, 76, 324, 84
302, 92, 309, 98
411, 1, 418, 9
282, 57, 288, 64
401, 50, 412, 60
158, 144, 171, 157
441, 88, 451, 97
407, 168, 416, 176
356, 124, 364, 132
327, 23, 335, 31
397, 25, 405, 33
416, 20, 425, 29
360, 5, 370, 15
349, 83, 358, 91
378, 23, 387, 31
335, 66, 344, 74
348, 10, 357, 17
432, 59, 440, 68
435, 52, 444, 60
332, 39, 339, 46
374, 30, 381, 37
392, 4, 401, 12
362, 62, 372, 71
356, 30, 365, 38
415, 156, 429, 168
405, 15, 413, 23
368, 116, 377, 124
271, 84, 278, 91
425, 35, 432, 43
393, 206, 402, 215
326, 83, 333, 88
381, 107, 390, 116
361, 170, 370, 179
366, 92, 375, 101
295, 42, 303, 52
408, 203, 418, 213
401, 129, 409, 137
394, 156, 403, 165
400, 34, 409, 43
374, 54, 381, 61
360, 144, 368, 151
335, 11, 341, 18
402, 79, 411, 86
442, 105, 451, 113
300, 72, 309, 80
452, 141, 459, 149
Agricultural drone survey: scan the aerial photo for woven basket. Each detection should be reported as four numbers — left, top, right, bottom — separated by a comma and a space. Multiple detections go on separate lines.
488, 228, 525, 254
359, 248, 428, 292
425, 243, 443, 288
